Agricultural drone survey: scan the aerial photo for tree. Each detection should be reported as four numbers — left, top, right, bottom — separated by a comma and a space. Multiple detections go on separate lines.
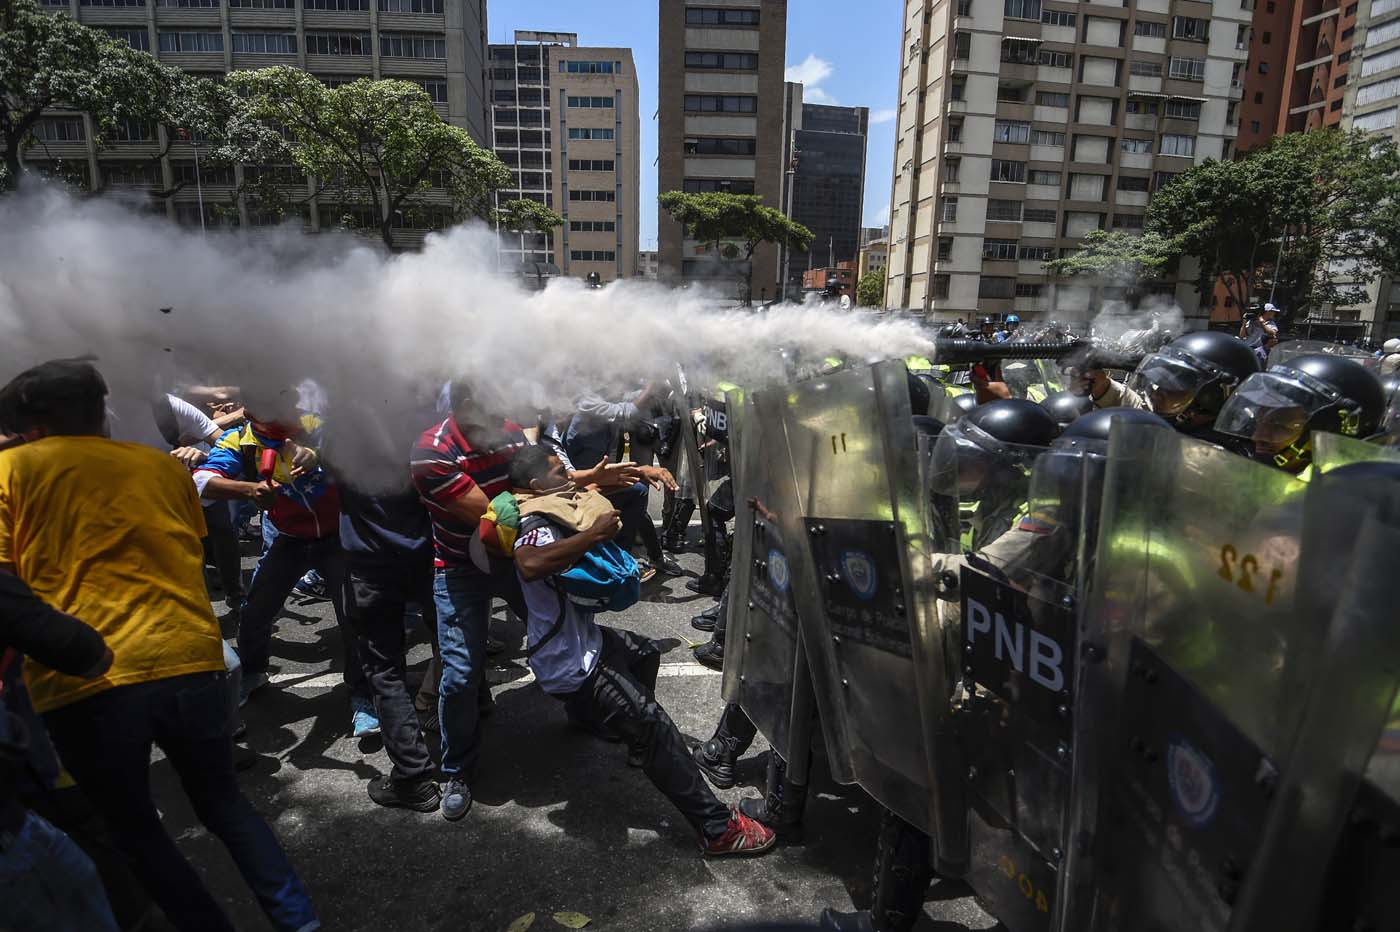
658, 191, 813, 304
229, 68, 544, 247
494, 197, 564, 235
856, 269, 886, 307
1144, 131, 1400, 320
1043, 229, 1176, 294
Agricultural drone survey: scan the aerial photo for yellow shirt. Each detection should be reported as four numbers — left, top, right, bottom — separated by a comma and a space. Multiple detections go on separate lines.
0, 436, 224, 713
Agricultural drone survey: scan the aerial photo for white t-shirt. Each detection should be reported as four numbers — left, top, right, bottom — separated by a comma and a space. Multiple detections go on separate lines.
513, 515, 603, 695
107, 394, 219, 451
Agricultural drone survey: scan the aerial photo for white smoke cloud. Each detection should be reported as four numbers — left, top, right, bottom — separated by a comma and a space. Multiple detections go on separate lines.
869, 108, 897, 125
0, 184, 935, 490
784, 53, 833, 87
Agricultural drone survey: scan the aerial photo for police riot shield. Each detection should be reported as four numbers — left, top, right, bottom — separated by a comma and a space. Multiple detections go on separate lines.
1057, 423, 1395, 932
674, 376, 709, 532
1310, 431, 1400, 473
766, 361, 954, 848
1266, 339, 1376, 369
721, 387, 818, 777
927, 425, 1088, 931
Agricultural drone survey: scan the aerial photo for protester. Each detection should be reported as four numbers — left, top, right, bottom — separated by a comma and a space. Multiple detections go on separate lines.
506, 445, 776, 856
0, 359, 318, 932
410, 379, 530, 821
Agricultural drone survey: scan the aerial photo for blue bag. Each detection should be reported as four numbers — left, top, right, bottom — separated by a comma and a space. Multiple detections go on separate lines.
556, 541, 641, 613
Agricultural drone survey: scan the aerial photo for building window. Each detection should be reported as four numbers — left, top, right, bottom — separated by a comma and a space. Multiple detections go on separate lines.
682, 178, 754, 193
1019, 245, 1054, 261
951, 77, 968, 101
157, 0, 216, 6
1172, 16, 1209, 41
685, 7, 760, 25
1038, 49, 1073, 68
1036, 91, 1069, 107
1250, 119, 1261, 133
996, 82, 1026, 102
979, 277, 1016, 298
1030, 129, 1064, 145
33, 118, 85, 142
231, 31, 300, 52
569, 127, 615, 140
944, 158, 960, 182
569, 220, 616, 232
1126, 98, 1159, 114
987, 199, 1023, 221
1120, 136, 1153, 153
1258, 61, 1269, 74
1134, 21, 1167, 38
1015, 282, 1043, 297
941, 197, 959, 221
1042, 9, 1075, 26
683, 95, 757, 113
304, 0, 368, 8
1151, 170, 1180, 190
983, 238, 1019, 260
79, 0, 145, 6
955, 32, 973, 59
302, 32, 370, 55
938, 236, 954, 259
947, 118, 963, 142
1129, 59, 1163, 76
104, 27, 150, 49
1005, 0, 1041, 20
571, 250, 617, 261
561, 60, 619, 74
108, 118, 154, 142
1023, 207, 1057, 223
567, 96, 614, 109
1116, 174, 1150, 191
932, 274, 951, 299
1028, 169, 1060, 185
684, 137, 757, 156
1330, 98, 1344, 111
1169, 57, 1206, 81
993, 120, 1031, 143
568, 159, 615, 171
1112, 213, 1146, 230
957, 0, 972, 14
1261, 29, 1272, 44
684, 51, 759, 70
229, 0, 295, 6
990, 159, 1027, 182
1160, 133, 1196, 156
378, 0, 442, 11
160, 31, 224, 52
381, 34, 445, 58
1001, 38, 1038, 63
1335, 74, 1348, 89
103, 161, 162, 185
170, 161, 235, 186
1164, 99, 1201, 119
398, 78, 447, 103
1358, 76, 1400, 106
1341, 26, 1355, 40
568, 189, 616, 202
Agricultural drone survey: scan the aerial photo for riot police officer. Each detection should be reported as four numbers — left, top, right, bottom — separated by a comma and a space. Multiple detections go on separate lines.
1214, 352, 1385, 473
1040, 389, 1093, 430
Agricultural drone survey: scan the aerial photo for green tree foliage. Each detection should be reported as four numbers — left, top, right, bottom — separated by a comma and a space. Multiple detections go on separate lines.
658, 191, 813, 304
229, 68, 539, 247
856, 269, 886, 307
494, 196, 564, 235
1044, 229, 1175, 287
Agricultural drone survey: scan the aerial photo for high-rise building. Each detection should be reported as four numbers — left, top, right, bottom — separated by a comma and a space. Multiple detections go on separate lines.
1275, 0, 1363, 133
657, 0, 788, 299
25, 0, 489, 246
783, 97, 869, 292
488, 31, 640, 282
885, 0, 1251, 322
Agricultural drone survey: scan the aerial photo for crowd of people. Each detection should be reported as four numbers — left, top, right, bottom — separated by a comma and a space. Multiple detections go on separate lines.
0, 311, 1396, 931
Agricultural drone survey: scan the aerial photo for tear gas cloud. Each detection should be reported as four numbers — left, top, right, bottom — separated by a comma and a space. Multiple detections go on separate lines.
0, 185, 933, 489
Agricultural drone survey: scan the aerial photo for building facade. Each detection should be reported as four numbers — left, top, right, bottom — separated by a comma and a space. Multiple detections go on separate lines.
488, 31, 641, 282
885, 0, 1251, 322
859, 238, 889, 281
638, 249, 660, 278
657, 0, 789, 299
1276, 0, 1362, 132
25, 0, 489, 247
784, 101, 870, 292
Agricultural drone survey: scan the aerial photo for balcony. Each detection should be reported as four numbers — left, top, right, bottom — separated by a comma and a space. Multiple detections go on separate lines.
944, 140, 963, 154
1229, 80, 1244, 99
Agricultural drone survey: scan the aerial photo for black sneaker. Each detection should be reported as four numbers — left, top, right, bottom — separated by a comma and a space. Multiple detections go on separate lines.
693, 737, 738, 789
369, 775, 441, 812
691, 601, 722, 632
693, 639, 724, 671
686, 574, 725, 596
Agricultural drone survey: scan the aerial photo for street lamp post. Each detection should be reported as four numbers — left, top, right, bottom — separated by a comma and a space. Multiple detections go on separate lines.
780, 150, 798, 302
176, 128, 206, 235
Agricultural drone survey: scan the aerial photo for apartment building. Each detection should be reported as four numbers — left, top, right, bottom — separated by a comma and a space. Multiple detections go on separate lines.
24, 0, 488, 247
1276, 0, 1363, 132
658, 0, 788, 298
783, 97, 870, 292
885, 0, 1251, 321
488, 31, 640, 282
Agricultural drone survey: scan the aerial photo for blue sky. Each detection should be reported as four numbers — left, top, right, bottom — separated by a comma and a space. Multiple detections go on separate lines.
487, 0, 904, 251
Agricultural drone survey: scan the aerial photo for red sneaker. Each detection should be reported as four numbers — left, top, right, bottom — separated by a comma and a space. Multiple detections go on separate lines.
701, 805, 778, 857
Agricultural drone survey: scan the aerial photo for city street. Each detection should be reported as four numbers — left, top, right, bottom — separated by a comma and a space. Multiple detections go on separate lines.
163, 527, 1002, 932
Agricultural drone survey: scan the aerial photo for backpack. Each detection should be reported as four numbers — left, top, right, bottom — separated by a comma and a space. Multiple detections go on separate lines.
555, 538, 641, 612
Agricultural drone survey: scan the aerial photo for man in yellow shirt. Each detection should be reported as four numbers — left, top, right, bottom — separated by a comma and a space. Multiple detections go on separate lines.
0, 359, 319, 932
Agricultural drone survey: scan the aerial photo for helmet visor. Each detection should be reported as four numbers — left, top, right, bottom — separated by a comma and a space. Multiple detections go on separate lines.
1127, 354, 1209, 418
1215, 372, 1321, 454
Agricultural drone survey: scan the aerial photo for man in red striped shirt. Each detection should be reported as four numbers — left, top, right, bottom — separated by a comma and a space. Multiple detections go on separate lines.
410, 380, 529, 821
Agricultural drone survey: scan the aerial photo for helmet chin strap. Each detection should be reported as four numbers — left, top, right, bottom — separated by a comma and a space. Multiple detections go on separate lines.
1272, 436, 1312, 471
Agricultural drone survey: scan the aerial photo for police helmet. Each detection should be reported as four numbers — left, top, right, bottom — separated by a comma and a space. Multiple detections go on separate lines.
1382, 338, 1400, 355
965, 398, 1060, 447
1126, 330, 1260, 427
1216, 353, 1385, 470
949, 393, 978, 417
1061, 406, 1172, 444
1040, 389, 1094, 429
1006, 314, 1020, 324
907, 371, 933, 417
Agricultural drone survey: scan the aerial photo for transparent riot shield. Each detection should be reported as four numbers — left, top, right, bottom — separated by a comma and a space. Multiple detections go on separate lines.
1311, 431, 1400, 473
766, 361, 956, 857
1266, 339, 1376, 369
721, 387, 818, 776
674, 380, 709, 532
1061, 424, 1312, 931
928, 425, 1088, 931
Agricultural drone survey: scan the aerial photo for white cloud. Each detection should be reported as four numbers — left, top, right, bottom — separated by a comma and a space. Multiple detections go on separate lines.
873, 203, 890, 226
803, 85, 838, 105
870, 108, 897, 124
785, 53, 833, 87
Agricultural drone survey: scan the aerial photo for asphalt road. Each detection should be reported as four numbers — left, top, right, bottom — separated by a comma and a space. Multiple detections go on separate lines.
154, 522, 1002, 932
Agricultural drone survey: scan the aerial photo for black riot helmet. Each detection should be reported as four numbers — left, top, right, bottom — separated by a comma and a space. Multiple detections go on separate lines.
1040, 389, 1094, 429
1060, 406, 1172, 444
1126, 330, 1261, 429
964, 398, 1060, 447
907, 371, 933, 417
1215, 353, 1386, 472
949, 392, 978, 417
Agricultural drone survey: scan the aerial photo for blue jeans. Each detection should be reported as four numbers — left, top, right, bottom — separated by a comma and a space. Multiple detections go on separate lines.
43, 673, 318, 932
433, 567, 525, 782
0, 811, 120, 932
